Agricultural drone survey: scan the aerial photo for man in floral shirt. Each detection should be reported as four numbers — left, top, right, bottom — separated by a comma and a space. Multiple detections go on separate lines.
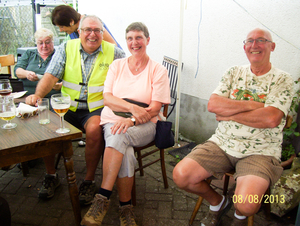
173, 28, 294, 226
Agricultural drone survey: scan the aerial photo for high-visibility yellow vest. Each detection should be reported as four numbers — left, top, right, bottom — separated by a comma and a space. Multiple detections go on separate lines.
62, 39, 115, 112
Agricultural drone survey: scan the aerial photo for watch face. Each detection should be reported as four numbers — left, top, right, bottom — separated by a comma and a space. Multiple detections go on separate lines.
131, 117, 136, 125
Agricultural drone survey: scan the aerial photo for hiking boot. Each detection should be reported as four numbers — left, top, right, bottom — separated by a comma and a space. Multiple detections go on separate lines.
200, 196, 232, 226
81, 194, 110, 226
230, 216, 248, 226
119, 205, 138, 226
38, 174, 60, 199
79, 180, 96, 205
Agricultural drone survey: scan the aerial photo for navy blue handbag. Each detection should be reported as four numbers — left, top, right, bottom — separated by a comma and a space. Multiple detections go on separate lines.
155, 120, 174, 149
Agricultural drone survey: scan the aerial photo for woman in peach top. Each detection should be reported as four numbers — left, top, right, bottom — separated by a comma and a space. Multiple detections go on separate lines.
81, 22, 170, 226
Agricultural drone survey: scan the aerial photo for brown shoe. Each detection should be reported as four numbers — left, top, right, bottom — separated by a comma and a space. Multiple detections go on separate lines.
200, 196, 232, 226
81, 194, 110, 226
230, 216, 248, 226
119, 205, 137, 226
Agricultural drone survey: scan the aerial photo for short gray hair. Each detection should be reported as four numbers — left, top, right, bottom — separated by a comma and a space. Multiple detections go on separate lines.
126, 22, 149, 38
34, 28, 54, 43
78, 15, 104, 30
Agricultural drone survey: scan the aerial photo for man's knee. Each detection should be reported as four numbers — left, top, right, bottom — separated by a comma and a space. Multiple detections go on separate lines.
173, 164, 189, 189
173, 159, 198, 189
85, 118, 102, 139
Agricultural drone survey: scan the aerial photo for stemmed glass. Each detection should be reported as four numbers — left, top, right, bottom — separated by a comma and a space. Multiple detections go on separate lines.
50, 93, 71, 133
0, 79, 12, 96
0, 96, 17, 129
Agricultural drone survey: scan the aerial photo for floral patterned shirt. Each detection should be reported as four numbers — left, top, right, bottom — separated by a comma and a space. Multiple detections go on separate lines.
209, 65, 294, 160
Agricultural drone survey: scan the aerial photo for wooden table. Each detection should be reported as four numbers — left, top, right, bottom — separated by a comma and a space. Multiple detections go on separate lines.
0, 111, 82, 225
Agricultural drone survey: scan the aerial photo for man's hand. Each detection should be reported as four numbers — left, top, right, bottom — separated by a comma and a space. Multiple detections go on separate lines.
25, 94, 41, 106
53, 82, 62, 91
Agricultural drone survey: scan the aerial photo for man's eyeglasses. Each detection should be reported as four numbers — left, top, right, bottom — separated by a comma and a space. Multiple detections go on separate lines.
81, 28, 103, 35
243, 38, 272, 46
37, 40, 52, 45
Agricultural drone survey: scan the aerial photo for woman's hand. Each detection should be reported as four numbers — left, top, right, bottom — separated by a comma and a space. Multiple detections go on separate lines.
110, 118, 133, 135
130, 105, 152, 124
26, 71, 39, 81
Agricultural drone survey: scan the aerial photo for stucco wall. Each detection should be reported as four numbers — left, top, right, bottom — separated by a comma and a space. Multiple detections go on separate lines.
79, 0, 300, 143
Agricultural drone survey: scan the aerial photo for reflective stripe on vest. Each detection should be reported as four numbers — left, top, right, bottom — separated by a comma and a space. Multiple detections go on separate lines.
89, 99, 104, 110
63, 39, 115, 112
63, 80, 81, 92
89, 86, 104, 93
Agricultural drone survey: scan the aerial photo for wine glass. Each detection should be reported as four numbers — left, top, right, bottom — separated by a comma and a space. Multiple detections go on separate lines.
50, 93, 71, 133
0, 96, 17, 129
0, 79, 12, 96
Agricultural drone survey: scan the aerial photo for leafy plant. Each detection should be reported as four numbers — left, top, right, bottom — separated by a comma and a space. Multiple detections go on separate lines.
281, 144, 296, 162
281, 79, 300, 161
175, 155, 181, 163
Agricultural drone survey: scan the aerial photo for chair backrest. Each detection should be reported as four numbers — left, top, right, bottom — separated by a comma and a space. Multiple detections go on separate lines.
10, 79, 24, 92
0, 54, 15, 75
162, 56, 183, 118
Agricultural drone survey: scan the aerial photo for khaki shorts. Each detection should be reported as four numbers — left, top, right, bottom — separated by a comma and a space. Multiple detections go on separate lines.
186, 141, 283, 186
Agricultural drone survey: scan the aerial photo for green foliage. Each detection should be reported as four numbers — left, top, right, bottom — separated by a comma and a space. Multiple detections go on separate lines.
282, 144, 296, 161
282, 79, 300, 161
283, 122, 300, 141
175, 155, 181, 163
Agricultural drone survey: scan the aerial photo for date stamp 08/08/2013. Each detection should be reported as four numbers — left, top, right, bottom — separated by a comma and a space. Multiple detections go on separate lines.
232, 194, 285, 204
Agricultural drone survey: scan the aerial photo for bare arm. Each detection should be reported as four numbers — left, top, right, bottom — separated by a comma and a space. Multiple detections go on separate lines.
103, 92, 153, 124
25, 73, 58, 106
15, 68, 39, 81
104, 93, 162, 134
216, 106, 284, 128
207, 94, 265, 116
103, 29, 117, 46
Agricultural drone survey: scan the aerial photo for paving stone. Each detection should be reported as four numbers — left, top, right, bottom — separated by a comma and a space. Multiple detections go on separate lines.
0, 140, 297, 226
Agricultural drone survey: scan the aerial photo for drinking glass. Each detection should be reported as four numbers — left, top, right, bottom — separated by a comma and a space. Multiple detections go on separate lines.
0, 79, 12, 96
50, 93, 71, 133
0, 96, 17, 129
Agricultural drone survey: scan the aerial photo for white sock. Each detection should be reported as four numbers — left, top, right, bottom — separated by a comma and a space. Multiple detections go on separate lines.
234, 211, 246, 220
210, 195, 226, 211
47, 173, 57, 177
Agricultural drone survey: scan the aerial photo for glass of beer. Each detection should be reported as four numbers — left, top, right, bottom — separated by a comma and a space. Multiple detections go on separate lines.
50, 93, 71, 133
0, 96, 17, 129
0, 79, 12, 97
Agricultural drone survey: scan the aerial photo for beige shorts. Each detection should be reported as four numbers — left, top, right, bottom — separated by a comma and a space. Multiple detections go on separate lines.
186, 141, 283, 186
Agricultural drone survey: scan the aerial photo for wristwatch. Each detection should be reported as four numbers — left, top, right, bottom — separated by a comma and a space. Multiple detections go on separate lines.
131, 117, 136, 126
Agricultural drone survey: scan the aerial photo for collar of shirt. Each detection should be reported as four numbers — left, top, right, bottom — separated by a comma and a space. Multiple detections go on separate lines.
79, 44, 103, 60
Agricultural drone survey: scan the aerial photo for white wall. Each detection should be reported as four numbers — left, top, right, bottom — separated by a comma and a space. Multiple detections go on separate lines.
79, 0, 300, 101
